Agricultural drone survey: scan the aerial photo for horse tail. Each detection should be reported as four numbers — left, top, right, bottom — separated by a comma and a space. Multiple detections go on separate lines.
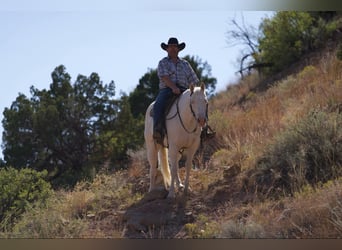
159, 147, 171, 188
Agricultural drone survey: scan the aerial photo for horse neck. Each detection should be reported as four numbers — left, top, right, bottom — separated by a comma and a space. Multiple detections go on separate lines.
178, 90, 197, 127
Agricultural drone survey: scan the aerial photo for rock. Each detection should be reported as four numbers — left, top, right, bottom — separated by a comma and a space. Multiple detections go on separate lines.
141, 189, 168, 202
124, 198, 175, 233
86, 213, 96, 219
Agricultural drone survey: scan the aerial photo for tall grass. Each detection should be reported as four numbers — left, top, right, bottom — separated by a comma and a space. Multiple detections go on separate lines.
251, 109, 342, 197
209, 44, 342, 191
1, 172, 142, 238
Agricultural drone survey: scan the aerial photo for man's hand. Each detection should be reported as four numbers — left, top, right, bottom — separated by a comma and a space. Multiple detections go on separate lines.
171, 86, 181, 95
161, 75, 181, 95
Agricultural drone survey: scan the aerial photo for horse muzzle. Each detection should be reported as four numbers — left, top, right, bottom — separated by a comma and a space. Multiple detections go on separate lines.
198, 117, 206, 128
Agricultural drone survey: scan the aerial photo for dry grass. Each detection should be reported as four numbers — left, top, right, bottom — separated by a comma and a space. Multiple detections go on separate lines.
183, 179, 342, 239
209, 44, 342, 174
194, 44, 342, 238
249, 179, 342, 238
3, 39, 342, 239
2, 171, 143, 238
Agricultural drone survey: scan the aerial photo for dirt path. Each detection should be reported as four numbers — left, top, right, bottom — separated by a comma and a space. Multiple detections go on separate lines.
121, 164, 245, 238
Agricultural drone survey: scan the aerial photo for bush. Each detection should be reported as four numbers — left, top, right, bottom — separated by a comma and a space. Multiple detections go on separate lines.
219, 220, 265, 238
258, 12, 338, 75
252, 110, 342, 197
0, 167, 52, 231
336, 42, 342, 61
184, 214, 220, 238
258, 12, 315, 74
8, 195, 88, 238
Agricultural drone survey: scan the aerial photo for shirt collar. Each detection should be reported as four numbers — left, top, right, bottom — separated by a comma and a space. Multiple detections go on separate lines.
167, 56, 180, 63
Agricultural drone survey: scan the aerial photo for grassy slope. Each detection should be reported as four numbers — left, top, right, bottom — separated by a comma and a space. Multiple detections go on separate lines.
3, 36, 342, 239
198, 38, 342, 238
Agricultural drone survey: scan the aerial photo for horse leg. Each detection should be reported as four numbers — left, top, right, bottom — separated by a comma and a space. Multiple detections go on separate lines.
147, 143, 158, 192
167, 148, 179, 199
176, 151, 184, 188
183, 147, 197, 195
159, 147, 171, 188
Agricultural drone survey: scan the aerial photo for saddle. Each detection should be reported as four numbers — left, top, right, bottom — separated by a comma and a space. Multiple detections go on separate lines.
150, 85, 187, 120
150, 94, 179, 119
150, 94, 216, 146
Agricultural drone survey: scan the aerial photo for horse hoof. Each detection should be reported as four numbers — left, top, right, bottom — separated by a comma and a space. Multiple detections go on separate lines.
167, 193, 175, 199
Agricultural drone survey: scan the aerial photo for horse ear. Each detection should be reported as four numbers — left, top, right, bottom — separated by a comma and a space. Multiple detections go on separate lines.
190, 83, 195, 93
200, 82, 205, 92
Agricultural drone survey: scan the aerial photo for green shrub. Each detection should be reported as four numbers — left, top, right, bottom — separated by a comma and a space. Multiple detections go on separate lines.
258, 12, 338, 75
219, 220, 265, 238
184, 214, 220, 238
8, 196, 88, 238
253, 110, 342, 197
258, 12, 315, 74
336, 43, 342, 61
0, 167, 52, 230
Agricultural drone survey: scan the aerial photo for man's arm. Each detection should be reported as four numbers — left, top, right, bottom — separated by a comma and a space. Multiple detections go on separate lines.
186, 61, 200, 85
160, 75, 181, 95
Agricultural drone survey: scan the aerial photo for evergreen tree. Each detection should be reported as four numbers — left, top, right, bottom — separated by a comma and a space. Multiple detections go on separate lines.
1, 65, 135, 187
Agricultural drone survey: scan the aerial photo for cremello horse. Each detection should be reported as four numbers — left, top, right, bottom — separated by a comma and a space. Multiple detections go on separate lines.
144, 83, 208, 199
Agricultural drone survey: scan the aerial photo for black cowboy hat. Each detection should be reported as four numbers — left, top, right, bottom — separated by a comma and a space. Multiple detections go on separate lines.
161, 37, 186, 51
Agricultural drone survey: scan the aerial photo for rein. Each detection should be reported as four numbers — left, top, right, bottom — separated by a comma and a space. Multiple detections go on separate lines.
177, 95, 198, 133
166, 93, 198, 134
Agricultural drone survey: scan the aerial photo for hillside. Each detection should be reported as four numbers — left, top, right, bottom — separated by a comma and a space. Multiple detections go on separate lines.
2, 32, 342, 239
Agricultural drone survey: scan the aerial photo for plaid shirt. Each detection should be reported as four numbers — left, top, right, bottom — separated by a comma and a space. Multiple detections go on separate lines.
157, 57, 199, 89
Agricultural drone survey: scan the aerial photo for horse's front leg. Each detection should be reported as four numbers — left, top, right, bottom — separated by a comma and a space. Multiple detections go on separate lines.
149, 165, 157, 192
176, 151, 184, 189
183, 160, 191, 196
167, 149, 179, 199
184, 148, 197, 195
147, 143, 158, 192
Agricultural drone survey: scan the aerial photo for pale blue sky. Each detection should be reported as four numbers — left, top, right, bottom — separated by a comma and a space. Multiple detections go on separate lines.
0, 1, 274, 159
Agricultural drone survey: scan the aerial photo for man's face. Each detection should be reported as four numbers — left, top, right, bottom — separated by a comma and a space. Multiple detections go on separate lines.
167, 44, 179, 58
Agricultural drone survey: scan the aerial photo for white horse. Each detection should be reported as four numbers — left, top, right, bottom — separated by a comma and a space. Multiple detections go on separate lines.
144, 83, 208, 199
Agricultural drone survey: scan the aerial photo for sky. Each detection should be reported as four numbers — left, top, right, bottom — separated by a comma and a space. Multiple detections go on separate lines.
0, 0, 274, 159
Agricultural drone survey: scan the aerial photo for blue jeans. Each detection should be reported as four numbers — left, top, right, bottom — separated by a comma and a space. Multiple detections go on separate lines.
153, 87, 174, 131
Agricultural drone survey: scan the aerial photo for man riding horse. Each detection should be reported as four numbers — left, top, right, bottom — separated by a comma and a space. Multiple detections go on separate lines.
153, 37, 214, 144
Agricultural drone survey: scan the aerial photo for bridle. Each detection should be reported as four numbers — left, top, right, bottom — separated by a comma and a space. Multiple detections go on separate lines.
167, 91, 207, 134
